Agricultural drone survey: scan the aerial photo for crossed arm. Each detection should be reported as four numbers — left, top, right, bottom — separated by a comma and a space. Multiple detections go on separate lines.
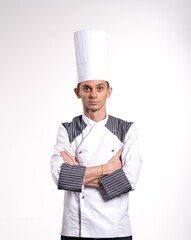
51, 123, 141, 198
60, 149, 123, 187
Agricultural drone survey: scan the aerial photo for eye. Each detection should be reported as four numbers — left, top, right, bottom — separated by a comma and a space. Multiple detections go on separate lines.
83, 86, 91, 92
97, 86, 104, 92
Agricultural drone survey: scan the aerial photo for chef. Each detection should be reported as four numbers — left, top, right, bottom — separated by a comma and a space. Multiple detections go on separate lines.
51, 29, 142, 240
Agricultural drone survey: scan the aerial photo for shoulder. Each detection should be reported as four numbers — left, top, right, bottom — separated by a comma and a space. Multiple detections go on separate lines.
107, 115, 133, 125
106, 115, 133, 130
62, 115, 84, 128
105, 115, 134, 142
61, 115, 87, 143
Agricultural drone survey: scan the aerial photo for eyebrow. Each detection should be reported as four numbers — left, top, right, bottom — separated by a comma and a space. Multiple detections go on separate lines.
82, 83, 105, 88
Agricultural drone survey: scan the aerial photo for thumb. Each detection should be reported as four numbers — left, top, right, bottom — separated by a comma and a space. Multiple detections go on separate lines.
116, 148, 123, 156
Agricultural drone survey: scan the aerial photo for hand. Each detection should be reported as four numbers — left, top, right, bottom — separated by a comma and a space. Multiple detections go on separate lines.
107, 148, 123, 174
60, 149, 79, 166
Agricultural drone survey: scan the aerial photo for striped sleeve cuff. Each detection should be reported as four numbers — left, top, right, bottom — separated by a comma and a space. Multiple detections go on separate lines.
100, 169, 132, 199
58, 163, 86, 192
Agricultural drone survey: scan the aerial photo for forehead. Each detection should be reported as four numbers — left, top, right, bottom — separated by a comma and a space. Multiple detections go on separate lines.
80, 80, 107, 87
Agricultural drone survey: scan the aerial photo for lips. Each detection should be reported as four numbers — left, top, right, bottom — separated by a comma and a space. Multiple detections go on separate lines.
89, 101, 99, 104
89, 102, 100, 106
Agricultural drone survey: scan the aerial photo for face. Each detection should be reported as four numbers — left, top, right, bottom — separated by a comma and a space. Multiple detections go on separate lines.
74, 80, 112, 114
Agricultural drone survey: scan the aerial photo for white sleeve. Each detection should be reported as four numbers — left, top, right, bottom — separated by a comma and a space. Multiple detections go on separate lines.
50, 124, 74, 185
100, 122, 142, 199
122, 123, 142, 190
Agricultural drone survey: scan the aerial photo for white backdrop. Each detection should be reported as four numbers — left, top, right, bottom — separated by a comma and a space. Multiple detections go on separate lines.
0, 0, 190, 239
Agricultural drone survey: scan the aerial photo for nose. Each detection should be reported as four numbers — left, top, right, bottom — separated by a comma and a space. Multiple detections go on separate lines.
89, 89, 97, 98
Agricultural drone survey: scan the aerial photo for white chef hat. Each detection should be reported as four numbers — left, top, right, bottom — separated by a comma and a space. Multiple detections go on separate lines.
74, 28, 109, 83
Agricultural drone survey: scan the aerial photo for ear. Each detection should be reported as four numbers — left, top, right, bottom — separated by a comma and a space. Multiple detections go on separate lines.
74, 88, 81, 98
107, 87, 113, 98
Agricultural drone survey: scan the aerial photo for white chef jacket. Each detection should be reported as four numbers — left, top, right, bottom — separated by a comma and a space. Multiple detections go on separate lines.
51, 114, 142, 238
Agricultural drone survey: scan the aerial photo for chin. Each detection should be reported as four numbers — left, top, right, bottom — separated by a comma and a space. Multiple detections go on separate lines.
88, 106, 101, 112
90, 108, 99, 112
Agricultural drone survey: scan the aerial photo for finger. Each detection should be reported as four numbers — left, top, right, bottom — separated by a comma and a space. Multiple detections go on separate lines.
60, 151, 67, 159
116, 148, 123, 156
60, 150, 73, 159
60, 150, 79, 165
64, 150, 74, 159
62, 149, 75, 161
60, 151, 65, 156
60, 151, 71, 161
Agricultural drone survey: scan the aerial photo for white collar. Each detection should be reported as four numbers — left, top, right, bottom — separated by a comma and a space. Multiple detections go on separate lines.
82, 113, 108, 126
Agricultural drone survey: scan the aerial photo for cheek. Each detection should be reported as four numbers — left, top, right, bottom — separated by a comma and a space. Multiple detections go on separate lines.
81, 97, 88, 105
101, 94, 108, 102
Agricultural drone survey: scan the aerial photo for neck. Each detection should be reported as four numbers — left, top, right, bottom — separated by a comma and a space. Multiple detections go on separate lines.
84, 109, 107, 122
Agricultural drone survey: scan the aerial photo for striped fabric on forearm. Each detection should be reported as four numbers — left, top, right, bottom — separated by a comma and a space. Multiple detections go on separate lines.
100, 169, 132, 199
58, 163, 86, 192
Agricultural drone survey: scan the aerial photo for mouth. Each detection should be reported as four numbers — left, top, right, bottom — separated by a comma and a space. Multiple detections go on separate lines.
88, 101, 99, 105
